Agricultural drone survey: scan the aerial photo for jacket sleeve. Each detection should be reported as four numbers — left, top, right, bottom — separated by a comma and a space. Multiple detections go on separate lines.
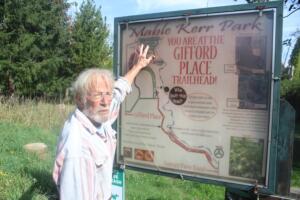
58, 157, 97, 200
113, 77, 132, 103
108, 77, 132, 124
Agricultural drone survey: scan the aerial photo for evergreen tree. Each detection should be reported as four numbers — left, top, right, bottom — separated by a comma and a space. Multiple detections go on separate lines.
0, 0, 71, 98
70, 0, 112, 77
0, 0, 112, 99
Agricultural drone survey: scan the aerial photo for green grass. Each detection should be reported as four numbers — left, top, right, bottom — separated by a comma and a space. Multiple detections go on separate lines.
0, 122, 59, 200
125, 170, 224, 200
291, 167, 300, 188
0, 99, 72, 200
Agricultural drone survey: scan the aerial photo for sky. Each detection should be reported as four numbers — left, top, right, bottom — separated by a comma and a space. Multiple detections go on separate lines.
69, 0, 300, 65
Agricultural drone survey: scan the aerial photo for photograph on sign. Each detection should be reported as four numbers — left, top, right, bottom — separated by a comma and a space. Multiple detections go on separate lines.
116, 10, 274, 186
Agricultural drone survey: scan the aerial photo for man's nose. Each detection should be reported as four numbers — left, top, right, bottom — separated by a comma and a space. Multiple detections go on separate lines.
100, 96, 111, 106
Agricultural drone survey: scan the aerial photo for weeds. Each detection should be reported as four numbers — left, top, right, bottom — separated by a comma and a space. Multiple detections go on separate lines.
0, 96, 74, 130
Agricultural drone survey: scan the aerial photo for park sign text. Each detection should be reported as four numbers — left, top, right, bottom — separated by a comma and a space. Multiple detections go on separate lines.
128, 17, 262, 37
114, 1, 283, 194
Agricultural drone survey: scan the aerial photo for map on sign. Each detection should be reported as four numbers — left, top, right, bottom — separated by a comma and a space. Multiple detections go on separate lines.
125, 37, 219, 170
117, 10, 274, 184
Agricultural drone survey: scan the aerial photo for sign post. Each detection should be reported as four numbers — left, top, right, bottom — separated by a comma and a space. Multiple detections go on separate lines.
112, 169, 125, 200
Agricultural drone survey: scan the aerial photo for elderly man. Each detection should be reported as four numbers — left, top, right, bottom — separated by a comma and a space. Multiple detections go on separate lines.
53, 44, 154, 200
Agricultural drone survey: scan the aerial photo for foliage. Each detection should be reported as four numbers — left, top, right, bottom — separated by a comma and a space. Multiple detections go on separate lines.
0, 0, 112, 99
281, 36, 300, 120
281, 79, 300, 97
240, 0, 300, 17
284, 0, 300, 18
280, 79, 300, 120
292, 167, 300, 187
289, 37, 300, 78
69, 0, 112, 79
0, 0, 71, 98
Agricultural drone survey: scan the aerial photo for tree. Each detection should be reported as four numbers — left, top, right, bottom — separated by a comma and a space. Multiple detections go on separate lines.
281, 36, 300, 121
0, 0, 71, 98
289, 36, 300, 78
69, 0, 112, 78
284, 0, 300, 18
235, 0, 300, 17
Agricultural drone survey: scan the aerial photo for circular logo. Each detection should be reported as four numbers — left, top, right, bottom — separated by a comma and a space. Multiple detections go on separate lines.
169, 86, 187, 105
214, 147, 224, 159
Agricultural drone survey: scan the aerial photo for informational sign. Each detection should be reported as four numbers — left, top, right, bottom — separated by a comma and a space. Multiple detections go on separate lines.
112, 169, 125, 200
115, 2, 282, 191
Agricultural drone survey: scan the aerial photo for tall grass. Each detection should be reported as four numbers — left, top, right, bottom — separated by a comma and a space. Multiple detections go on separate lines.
0, 122, 59, 199
0, 97, 74, 130
0, 97, 74, 199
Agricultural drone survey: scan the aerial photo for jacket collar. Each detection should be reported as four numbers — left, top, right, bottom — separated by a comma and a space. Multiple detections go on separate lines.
74, 108, 99, 135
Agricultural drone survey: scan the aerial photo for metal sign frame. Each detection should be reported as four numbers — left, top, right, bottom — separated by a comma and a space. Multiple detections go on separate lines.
113, 1, 283, 194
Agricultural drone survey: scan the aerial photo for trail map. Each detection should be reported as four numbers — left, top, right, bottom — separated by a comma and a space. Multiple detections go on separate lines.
118, 11, 274, 184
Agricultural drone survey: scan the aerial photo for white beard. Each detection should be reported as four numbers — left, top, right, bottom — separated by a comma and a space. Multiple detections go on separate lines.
82, 106, 109, 124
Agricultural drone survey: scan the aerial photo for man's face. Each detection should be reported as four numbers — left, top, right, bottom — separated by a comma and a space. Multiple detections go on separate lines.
82, 76, 113, 124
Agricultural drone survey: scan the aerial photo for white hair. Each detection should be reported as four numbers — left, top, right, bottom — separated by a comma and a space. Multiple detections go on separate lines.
72, 68, 114, 108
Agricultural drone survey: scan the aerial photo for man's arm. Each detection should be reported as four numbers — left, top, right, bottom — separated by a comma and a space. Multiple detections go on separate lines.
123, 44, 155, 85
108, 44, 155, 124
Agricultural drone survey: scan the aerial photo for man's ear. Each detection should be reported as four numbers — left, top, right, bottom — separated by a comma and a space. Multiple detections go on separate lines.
75, 94, 84, 110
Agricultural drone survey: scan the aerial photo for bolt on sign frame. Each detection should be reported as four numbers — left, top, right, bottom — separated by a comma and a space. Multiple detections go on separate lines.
113, 1, 283, 194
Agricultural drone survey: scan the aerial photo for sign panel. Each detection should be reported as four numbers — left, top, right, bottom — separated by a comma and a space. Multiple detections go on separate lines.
115, 3, 282, 190
112, 169, 125, 200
